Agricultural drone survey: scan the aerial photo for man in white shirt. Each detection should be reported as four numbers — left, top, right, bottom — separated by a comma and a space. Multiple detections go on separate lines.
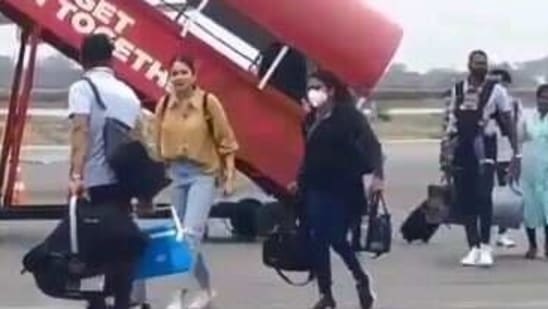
489, 69, 523, 248
443, 50, 520, 268
68, 34, 143, 309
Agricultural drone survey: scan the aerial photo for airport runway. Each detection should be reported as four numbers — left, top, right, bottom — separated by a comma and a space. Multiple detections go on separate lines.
1, 142, 548, 309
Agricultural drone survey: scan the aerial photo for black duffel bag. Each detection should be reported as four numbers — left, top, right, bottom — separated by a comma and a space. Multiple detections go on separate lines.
22, 197, 147, 300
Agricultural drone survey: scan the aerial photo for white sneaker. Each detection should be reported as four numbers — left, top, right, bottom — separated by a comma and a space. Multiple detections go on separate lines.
496, 233, 516, 248
461, 247, 481, 266
188, 289, 217, 309
478, 244, 494, 267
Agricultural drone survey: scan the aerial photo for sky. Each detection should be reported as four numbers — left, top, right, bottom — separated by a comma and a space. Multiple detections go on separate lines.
369, 0, 548, 72
2, 1, 548, 72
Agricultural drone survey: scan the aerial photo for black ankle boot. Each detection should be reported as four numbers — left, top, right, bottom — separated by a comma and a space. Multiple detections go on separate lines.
357, 281, 375, 309
311, 294, 336, 309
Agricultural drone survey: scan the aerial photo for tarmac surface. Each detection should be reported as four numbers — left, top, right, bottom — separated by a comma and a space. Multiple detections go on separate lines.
1, 142, 548, 309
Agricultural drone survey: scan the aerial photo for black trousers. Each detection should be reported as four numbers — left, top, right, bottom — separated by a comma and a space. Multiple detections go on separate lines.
453, 137, 496, 248
87, 184, 135, 309
350, 217, 363, 249
306, 189, 369, 296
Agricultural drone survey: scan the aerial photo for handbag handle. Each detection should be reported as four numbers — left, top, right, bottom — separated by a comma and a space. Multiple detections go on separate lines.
69, 195, 79, 255
507, 180, 523, 196
369, 192, 389, 216
275, 268, 315, 287
155, 206, 184, 241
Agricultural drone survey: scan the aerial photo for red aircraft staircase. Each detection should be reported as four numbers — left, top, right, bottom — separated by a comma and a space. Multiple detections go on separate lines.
0, 0, 402, 235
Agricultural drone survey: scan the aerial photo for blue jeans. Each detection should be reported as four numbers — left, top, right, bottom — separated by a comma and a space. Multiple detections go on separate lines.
170, 161, 216, 290
306, 189, 368, 296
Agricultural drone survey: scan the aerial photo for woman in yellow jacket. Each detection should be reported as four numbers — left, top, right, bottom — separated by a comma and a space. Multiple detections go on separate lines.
155, 56, 238, 308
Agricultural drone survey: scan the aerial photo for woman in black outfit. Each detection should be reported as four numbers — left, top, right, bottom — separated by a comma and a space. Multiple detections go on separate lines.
299, 71, 384, 309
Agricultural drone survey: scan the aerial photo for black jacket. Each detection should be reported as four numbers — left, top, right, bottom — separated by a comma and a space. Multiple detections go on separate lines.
300, 102, 383, 197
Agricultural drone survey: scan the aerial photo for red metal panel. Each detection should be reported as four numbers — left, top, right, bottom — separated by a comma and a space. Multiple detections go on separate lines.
0, 0, 184, 103
223, 0, 403, 93
0, 32, 27, 195
0, 0, 305, 199
3, 28, 40, 206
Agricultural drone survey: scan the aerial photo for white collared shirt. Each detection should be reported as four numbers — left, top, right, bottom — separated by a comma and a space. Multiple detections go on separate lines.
67, 67, 141, 188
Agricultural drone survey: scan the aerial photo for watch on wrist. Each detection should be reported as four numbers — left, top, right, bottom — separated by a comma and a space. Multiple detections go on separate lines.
71, 173, 82, 180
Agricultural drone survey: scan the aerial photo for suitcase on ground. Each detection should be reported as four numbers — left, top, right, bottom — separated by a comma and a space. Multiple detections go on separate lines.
400, 201, 440, 243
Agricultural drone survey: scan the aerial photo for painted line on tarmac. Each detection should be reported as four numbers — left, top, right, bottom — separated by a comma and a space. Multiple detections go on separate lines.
383, 138, 440, 144
0, 307, 78, 309
20, 145, 69, 151
18, 139, 441, 152
16, 140, 439, 164
450, 300, 548, 308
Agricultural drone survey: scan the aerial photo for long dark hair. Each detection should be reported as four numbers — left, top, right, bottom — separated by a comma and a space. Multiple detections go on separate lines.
309, 70, 353, 105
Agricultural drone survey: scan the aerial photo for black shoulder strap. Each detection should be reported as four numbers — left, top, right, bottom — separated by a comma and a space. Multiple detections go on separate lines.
478, 80, 497, 110
159, 94, 170, 120
202, 92, 215, 139
455, 81, 465, 106
82, 77, 107, 110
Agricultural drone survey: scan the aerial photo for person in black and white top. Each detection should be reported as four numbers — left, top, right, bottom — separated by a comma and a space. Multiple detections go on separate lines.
442, 50, 520, 268
488, 69, 524, 248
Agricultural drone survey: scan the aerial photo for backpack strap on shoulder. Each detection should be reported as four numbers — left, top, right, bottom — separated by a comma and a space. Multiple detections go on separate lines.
478, 80, 497, 110
455, 81, 465, 107
159, 94, 170, 120
202, 92, 215, 139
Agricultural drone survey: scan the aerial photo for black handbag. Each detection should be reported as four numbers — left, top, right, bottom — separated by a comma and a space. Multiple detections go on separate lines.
364, 193, 392, 257
262, 223, 314, 286
83, 78, 170, 199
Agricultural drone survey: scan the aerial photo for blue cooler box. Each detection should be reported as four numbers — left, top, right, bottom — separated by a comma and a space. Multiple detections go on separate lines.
135, 224, 193, 280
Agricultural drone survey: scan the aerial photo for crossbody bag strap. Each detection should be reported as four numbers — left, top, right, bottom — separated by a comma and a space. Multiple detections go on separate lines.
82, 77, 107, 111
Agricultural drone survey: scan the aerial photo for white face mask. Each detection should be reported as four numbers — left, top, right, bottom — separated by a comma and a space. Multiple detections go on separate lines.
307, 89, 328, 108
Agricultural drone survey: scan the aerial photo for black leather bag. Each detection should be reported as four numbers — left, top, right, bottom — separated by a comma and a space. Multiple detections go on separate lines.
83, 78, 170, 199
262, 223, 314, 286
364, 194, 392, 257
